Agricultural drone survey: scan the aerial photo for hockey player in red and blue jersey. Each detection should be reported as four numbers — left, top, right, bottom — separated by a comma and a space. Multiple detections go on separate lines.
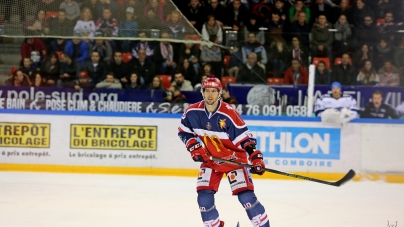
178, 78, 270, 227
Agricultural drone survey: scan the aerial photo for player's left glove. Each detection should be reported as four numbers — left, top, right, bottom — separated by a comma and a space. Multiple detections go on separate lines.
248, 150, 265, 175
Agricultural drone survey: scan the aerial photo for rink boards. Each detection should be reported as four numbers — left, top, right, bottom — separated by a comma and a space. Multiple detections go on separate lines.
0, 110, 403, 183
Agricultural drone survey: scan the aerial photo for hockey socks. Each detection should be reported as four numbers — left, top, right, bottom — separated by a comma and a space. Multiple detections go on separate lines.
197, 190, 223, 227
238, 190, 270, 227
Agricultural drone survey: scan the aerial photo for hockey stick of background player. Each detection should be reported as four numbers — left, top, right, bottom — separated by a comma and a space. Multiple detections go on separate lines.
210, 156, 356, 187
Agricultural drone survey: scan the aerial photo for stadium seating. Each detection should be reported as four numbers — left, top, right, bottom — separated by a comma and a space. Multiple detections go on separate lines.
221, 76, 236, 86
334, 58, 353, 66
45, 12, 58, 20
267, 78, 284, 85
223, 55, 230, 67
122, 53, 132, 63
158, 75, 172, 89
312, 57, 331, 69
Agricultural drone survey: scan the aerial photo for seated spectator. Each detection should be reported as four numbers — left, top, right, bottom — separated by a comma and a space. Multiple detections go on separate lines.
171, 72, 194, 91
125, 73, 144, 89
81, 0, 99, 20
98, 0, 119, 18
166, 11, 186, 40
287, 36, 309, 67
119, 0, 144, 21
201, 63, 215, 78
31, 72, 47, 87
91, 39, 112, 63
202, 15, 223, 44
395, 0, 404, 23
355, 16, 379, 50
378, 60, 400, 86
377, 0, 395, 19
167, 85, 188, 103
64, 39, 90, 63
310, 14, 333, 60
95, 72, 122, 89
109, 51, 130, 86
80, 50, 108, 83
200, 36, 223, 79
30, 51, 42, 72
194, 75, 208, 91
284, 58, 308, 85
143, 0, 165, 25
59, 0, 81, 21
206, 0, 227, 26
119, 6, 138, 39
353, 44, 373, 69
361, 90, 399, 119
178, 42, 200, 76
58, 52, 78, 88
334, 0, 353, 25
243, 14, 265, 45
227, 43, 243, 77
242, 33, 267, 71
183, 0, 207, 32
154, 32, 178, 75
331, 53, 357, 85
223, 0, 248, 32
237, 52, 266, 83
310, 0, 335, 24
178, 59, 198, 86
357, 60, 379, 86
139, 8, 162, 29
41, 53, 60, 86
373, 38, 394, 70
394, 36, 404, 69
267, 12, 285, 43
314, 61, 331, 85
272, 0, 288, 22
72, 71, 94, 91
377, 12, 399, 44
20, 38, 47, 66
221, 87, 238, 105
251, 0, 271, 24
132, 32, 155, 61
269, 39, 289, 77
132, 49, 156, 85
289, 0, 310, 23
333, 14, 352, 58
23, 9, 49, 36
49, 9, 74, 36
149, 76, 165, 90
74, 7, 96, 38
7, 70, 31, 87
95, 8, 119, 37
289, 12, 311, 49
20, 58, 36, 79
353, 0, 374, 27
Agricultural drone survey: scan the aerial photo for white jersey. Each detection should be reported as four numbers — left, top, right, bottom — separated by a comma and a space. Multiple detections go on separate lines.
314, 94, 359, 117
396, 102, 404, 117
74, 20, 96, 38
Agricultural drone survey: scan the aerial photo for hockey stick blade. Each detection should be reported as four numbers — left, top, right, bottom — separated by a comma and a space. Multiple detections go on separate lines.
210, 156, 356, 187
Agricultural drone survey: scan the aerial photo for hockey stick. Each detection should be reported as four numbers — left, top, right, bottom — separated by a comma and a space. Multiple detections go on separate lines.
210, 156, 356, 187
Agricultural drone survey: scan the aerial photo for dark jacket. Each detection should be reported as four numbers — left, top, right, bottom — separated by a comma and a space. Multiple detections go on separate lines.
289, 22, 311, 48
172, 94, 188, 104
311, 23, 333, 48
109, 61, 130, 81
60, 60, 79, 81
72, 78, 95, 91
80, 60, 108, 83
314, 68, 331, 85
49, 18, 74, 36
224, 2, 249, 27
131, 58, 156, 85
237, 63, 266, 84
361, 102, 399, 119
223, 96, 238, 105
331, 64, 357, 85
41, 58, 60, 81
182, 3, 207, 32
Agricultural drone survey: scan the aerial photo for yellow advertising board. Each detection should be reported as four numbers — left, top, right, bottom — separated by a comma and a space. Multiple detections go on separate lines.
0, 122, 50, 148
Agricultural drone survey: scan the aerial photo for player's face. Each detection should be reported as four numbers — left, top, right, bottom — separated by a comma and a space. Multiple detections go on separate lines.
203, 88, 220, 105
372, 94, 382, 107
332, 87, 341, 97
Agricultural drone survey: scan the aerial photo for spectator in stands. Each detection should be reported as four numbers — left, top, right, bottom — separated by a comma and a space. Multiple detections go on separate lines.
394, 36, 404, 70
251, 0, 272, 24
331, 53, 357, 85
49, 9, 74, 36
377, 0, 395, 19
50, 39, 67, 53
23, 9, 49, 36
310, 0, 335, 24
395, 0, 404, 23
202, 15, 223, 44
149, 76, 165, 90
287, 36, 309, 67
95, 72, 122, 89
166, 11, 186, 40
60, 0, 81, 21
335, 0, 353, 25
289, 12, 311, 49
194, 74, 208, 91
171, 72, 194, 91
221, 87, 238, 104
314, 60, 331, 85
132, 49, 156, 85
178, 41, 200, 75
36, 0, 60, 13
377, 12, 399, 44
58, 52, 78, 88
353, 44, 373, 69
237, 52, 266, 83
333, 14, 352, 58
226, 43, 243, 78
73, 71, 94, 91
143, 0, 165, 25
31, 72, 47, 87
138, 8, 162, 29
91, 39, 112, 63
110, 51, 130, 86
98, 0, 119, 18
81, 50, 109, 83
125, 73, 144, 89
64, 39, 90, 63
378, 60, 400, 86
119, 7, 138, 47
166, 85, 188, 103
178, 59, 198, 86
74, 7, 96, 37
272, 0, 288, 23
200, 35, 223, 79
267, 12, 285, 43
20, 57, 36, 82
132, 32, 155, 61
361, 90, 399, 119
154, 32, 178, 75
206, 0, 226, 26
21, 38, 47, 67
2, 0, 24, 23
244, 14, 265, 45
373, 38, 394, 70
269, 39, 289, 77
310, 14, 333, 61
356, 60, 379, 86
242, 33, 267, 71
224, 0, 249, 32
7, 70, 31, 87
81, 0, 99, 20
41, 53, 60, 86
30, 51, 42, 72
289, 0, 310, 23
183, 0, 207, 32
95, 8, 119, 37
353, 0, 374, 27
284, 58, 308, 85
354, 15, 379, 49
201, 63, 216, 78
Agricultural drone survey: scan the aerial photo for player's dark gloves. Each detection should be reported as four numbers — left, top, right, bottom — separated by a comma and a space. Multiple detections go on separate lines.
248, 150, 265, 175
187, 143, 209, 162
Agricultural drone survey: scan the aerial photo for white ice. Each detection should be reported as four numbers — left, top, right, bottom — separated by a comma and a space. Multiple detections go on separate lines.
0, 172, 403, 227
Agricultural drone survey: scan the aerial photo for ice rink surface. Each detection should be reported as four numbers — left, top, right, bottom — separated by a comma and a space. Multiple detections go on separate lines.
0, 172, 403, 227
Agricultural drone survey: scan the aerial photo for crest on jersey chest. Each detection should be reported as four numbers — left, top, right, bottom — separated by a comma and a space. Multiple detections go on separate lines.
206, 122, 212, 130
218, 119, 226, 129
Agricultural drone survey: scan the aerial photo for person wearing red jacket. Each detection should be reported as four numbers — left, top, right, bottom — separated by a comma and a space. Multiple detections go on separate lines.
283, 58, 308, 85
20, 38, 47, 66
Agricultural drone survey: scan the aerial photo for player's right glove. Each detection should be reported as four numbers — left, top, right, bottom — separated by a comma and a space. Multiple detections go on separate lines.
187, 142, 209, 162
248, 150, 265, 175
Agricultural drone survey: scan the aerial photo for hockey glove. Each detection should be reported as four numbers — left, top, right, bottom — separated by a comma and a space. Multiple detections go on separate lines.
248, 150, 265, 175
339, 108, 357, 124
187, 142, 209, 162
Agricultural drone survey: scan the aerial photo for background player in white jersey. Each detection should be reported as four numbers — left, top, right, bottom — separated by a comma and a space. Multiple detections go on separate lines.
314, 82, 359, 123
178, 78, 270, 227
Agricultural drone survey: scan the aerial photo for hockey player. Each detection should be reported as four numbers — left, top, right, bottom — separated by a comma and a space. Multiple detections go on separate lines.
361, 90, 399, 119
314, 81, 359, 123
178, 78, 269, 227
